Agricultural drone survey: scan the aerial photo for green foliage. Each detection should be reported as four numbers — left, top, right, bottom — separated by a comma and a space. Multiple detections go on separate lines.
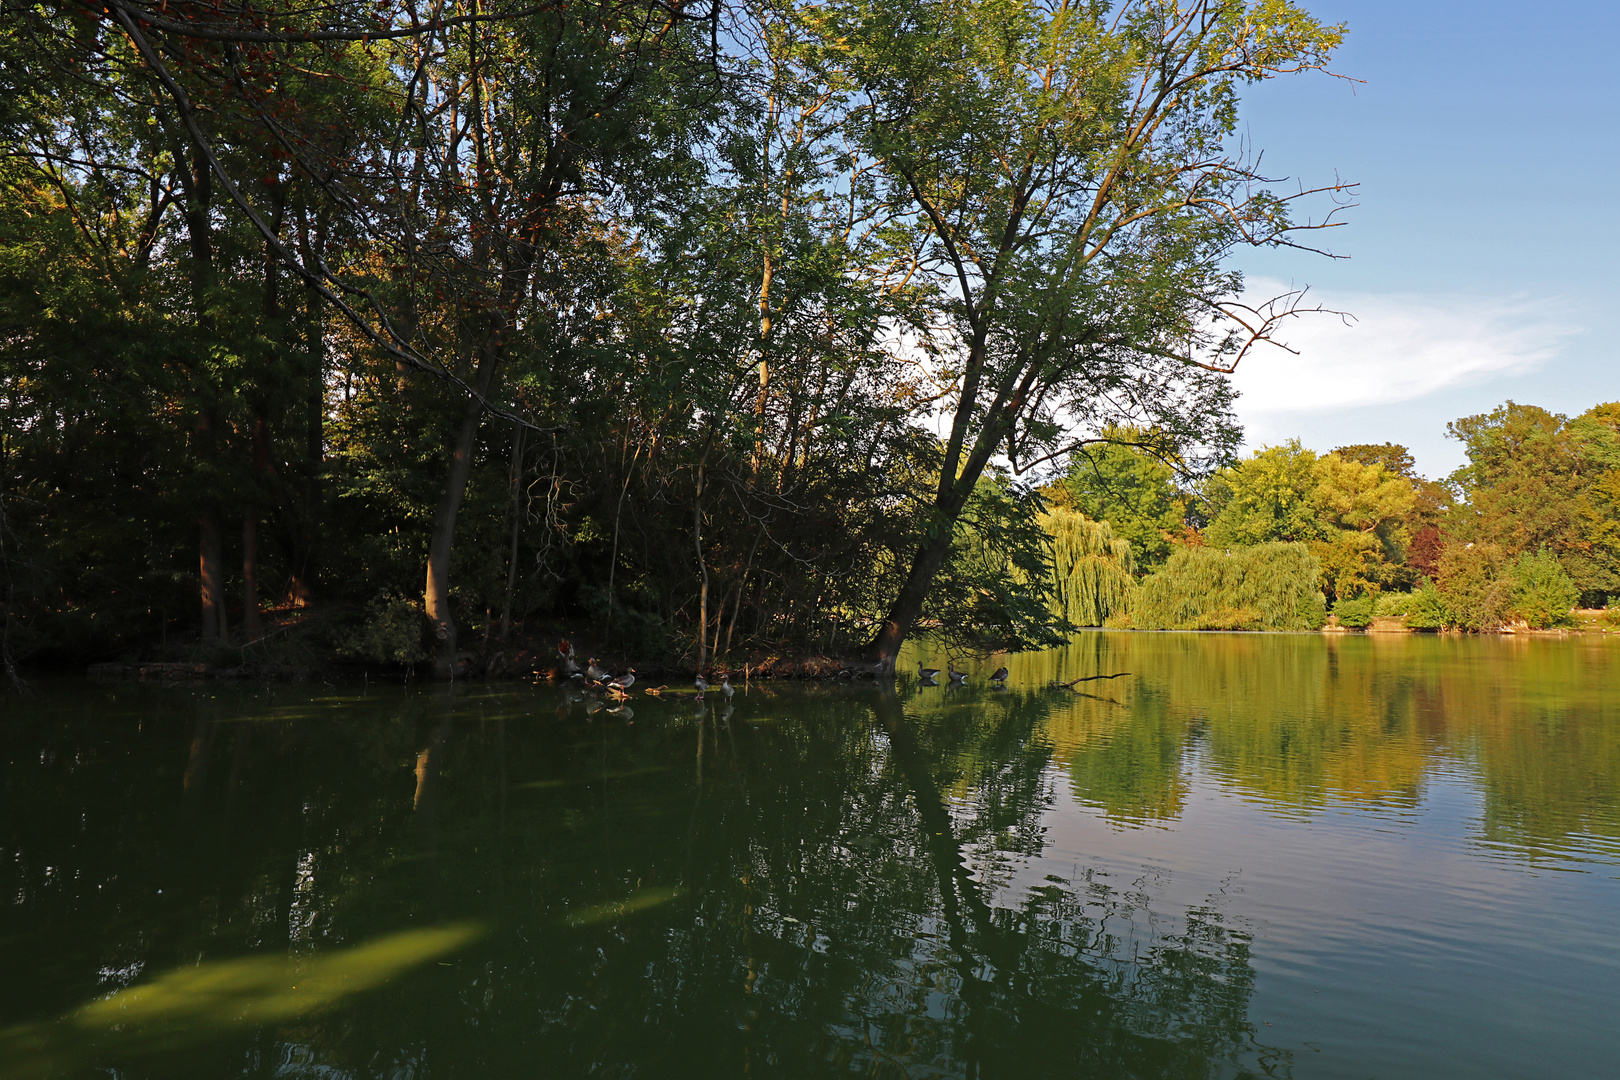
1333, 443, 1416, 477
1437, 543, 1512, 632
1063, 432, 1186, 570
1332, 596, 1374, 629
1404, 585, 1449, 630
336, 596, 429, 666
927, 477, 1074, 652
1204, 442, 1416, 603
1129, 543, 1327, 631
1506, 550, 1578, 629
1447, 401, 1620, 604
1039, 508, 1135, 628
1374, 592, 1412, 618
1203, 442, 1325, 547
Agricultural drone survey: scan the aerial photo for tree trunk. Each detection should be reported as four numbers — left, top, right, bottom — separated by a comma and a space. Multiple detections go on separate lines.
500, 423, 523, 640
243, 418, 268, 639
424, 345, 501, 678
199, 508, 226, 640
694, 457, 709, 673
867, 382, 1017, 669
867, 517, 958, 672
289, 205, 329, 606
178, 147, 224, 641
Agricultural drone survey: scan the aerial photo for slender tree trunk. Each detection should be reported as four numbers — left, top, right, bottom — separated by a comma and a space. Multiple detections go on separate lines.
424, 345, 501, 678
723, 526, 765, 657
178, 147, 225, 641
242, 512, 258, 638
199, 511, 226, 640
290, 204, 328, 607
694, 457, 709, 673
500, 424, 523, 640
243, 418, 268, 639
604, 435, 642, 642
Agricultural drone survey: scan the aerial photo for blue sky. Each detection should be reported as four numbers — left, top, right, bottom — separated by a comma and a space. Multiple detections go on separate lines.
1225, 0, 1620, 478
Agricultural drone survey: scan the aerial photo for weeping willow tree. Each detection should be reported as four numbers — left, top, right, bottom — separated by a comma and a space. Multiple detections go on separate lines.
1130, 544, 1327, 631
1037, 508, 1135, 628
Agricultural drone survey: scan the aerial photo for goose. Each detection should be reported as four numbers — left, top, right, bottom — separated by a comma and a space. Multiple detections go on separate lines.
947, 663, 967, 685
990, 666, 1009, 686
917, 660, 941, 681
557, 640, 581, 677
586, 658, 609, 683
609, 668, 637, 691
695, 673, 708, 695
719, 674, 734, 700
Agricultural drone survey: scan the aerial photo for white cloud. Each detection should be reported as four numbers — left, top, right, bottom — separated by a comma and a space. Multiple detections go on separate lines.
1227, 280, 1577, 418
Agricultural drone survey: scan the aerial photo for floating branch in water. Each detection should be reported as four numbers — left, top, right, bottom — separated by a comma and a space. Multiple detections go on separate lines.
1053, 672, 1132, 690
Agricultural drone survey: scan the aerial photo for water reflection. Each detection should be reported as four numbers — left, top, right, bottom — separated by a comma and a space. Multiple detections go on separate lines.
2, 632, 1618, 1078
930, 633, 1620, 856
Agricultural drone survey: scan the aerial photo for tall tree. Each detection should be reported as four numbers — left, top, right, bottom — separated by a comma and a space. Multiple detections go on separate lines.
801, 0, 1353, 668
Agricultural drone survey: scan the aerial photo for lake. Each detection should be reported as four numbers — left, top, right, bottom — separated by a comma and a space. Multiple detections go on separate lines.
3, 631, 1618, 1079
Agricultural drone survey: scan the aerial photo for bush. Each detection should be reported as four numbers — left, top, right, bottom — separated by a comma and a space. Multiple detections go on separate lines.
1374, 592, 1411, 617
336, 595, 428, 665
1437, 542, 1512, 631
1404, 584, 1448, 629
1332, 595, 1374, 628
1193, 606, 1263, 631
1507, 549, 1578, 628
1131, 543, 1327, 630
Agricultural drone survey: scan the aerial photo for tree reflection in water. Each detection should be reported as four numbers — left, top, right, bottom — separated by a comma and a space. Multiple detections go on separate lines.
1, 678, 1282, 1079
8, 633, 1616, 1077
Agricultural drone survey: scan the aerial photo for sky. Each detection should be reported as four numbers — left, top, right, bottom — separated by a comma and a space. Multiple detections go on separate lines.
1224, 0, 1620, 478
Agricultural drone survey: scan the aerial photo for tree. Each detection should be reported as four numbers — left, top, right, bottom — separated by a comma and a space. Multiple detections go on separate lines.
1063, 430, 1186, 571
1038, 507, 1135, 628
1203, 443, 1413, 601
1448, 401, 1620, 606
1203, 441, 1325, 547
802, 0, 1352, 669
1333, 442, 1415, 477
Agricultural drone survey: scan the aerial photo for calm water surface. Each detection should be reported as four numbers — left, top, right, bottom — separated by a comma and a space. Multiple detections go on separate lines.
3, 632, 1618, 1079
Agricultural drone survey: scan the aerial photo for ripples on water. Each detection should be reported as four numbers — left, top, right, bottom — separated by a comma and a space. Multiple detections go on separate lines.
2, 632, 1618, 1079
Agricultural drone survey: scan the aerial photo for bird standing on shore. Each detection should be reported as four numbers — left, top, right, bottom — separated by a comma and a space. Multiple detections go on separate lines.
609, 668, 636, 691
587, 658, 609, 683
720, 674, 734, 699
695, 673, 708, 695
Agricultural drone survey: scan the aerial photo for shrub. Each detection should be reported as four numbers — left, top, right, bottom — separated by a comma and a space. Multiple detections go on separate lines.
1404, 584, 1448, 630
1374, 592, 1411, 617
1194, 606, 1263, 630
1506, 549, 1578, 628
1332, 595, 1374, 628
1131, 543, 1327, 630
1437, 542, 1511, 631
336, 595, 428, 665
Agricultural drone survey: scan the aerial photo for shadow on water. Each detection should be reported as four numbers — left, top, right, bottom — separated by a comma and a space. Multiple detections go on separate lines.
3, 631, 1618, 1077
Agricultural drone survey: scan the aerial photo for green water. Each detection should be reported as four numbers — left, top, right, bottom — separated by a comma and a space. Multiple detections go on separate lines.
3, 632, 1618, 1079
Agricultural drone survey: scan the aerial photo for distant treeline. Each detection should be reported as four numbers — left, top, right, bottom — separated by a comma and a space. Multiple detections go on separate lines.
1041, 403, 1620, 631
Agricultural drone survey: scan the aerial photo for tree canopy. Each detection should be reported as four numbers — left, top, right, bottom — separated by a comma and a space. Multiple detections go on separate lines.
0, 0, 1359, 674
